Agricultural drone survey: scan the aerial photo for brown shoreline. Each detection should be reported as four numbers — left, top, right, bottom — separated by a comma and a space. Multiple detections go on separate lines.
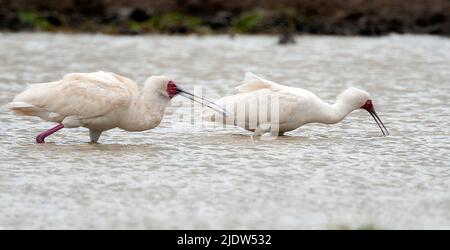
1, 0, 449, 36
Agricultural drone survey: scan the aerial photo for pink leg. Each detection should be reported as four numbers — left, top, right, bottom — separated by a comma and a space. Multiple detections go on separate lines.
36, 124, 64, 144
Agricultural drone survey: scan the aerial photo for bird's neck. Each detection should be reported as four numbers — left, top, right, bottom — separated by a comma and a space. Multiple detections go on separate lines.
142, 90, 170, 119
119, 87, 170, 131
314, 98, 355, 124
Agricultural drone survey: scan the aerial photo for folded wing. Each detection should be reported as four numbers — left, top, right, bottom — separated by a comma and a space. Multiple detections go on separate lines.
235, 72, 284, 93
9, 71, 135, 121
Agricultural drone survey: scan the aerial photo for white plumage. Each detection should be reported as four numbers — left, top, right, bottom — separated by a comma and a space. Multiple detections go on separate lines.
9, 71, 198, 143
204, 72, 388, 136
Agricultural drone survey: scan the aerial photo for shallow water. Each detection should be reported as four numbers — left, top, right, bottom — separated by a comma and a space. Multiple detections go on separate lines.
0, 33, 449, 229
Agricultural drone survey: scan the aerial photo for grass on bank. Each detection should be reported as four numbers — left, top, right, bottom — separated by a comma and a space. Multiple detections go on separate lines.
12, 10, 275, 35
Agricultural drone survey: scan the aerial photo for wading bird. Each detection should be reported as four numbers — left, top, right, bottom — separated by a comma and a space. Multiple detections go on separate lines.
203, 72, 389, 137
9, 71, 226, 143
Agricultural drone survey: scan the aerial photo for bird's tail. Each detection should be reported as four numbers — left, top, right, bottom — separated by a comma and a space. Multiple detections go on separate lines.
7, 101, 42, 116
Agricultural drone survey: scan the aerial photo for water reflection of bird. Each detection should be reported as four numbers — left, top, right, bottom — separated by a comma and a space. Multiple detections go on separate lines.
203, 72, 389, 137
8, 71, 225, 143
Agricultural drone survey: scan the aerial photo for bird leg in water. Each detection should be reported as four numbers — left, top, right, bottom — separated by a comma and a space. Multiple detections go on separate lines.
89, 129, 102, 143
36, 124, 64, 144
252, 124, 282, 141
253, 124, 272, 137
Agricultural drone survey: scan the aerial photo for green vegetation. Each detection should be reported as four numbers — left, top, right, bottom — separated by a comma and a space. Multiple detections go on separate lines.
12, 11, 206, 35
233, 12, 265, 33
18, 11, 52, 30
152, 12, 203, 33
2, 0, 449, 36
124, 12, 204, 34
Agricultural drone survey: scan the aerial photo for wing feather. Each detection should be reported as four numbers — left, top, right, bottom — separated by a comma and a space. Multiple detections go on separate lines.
235, 72, 284, 93
13, 71, 136, 119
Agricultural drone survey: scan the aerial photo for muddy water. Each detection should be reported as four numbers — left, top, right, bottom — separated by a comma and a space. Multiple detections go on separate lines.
0, 33, 449, 229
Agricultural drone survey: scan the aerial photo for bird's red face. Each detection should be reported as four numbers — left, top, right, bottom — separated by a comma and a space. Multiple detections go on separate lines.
361, 99, 389, 136
361, 99, 374, 112
166, 81, 179, 98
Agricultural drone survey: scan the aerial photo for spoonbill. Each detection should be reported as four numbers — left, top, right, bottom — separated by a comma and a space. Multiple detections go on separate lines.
203, 72, 389, 137
8, 71, 226, 143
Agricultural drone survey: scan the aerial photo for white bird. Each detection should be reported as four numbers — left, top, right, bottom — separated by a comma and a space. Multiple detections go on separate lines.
8, 71, 226, 143
203, 72, 388, 137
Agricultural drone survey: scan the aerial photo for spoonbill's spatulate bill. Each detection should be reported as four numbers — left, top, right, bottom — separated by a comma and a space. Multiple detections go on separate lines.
176, 87, 231, 118
8, 71, 227, 143
203, 72, 389, 136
